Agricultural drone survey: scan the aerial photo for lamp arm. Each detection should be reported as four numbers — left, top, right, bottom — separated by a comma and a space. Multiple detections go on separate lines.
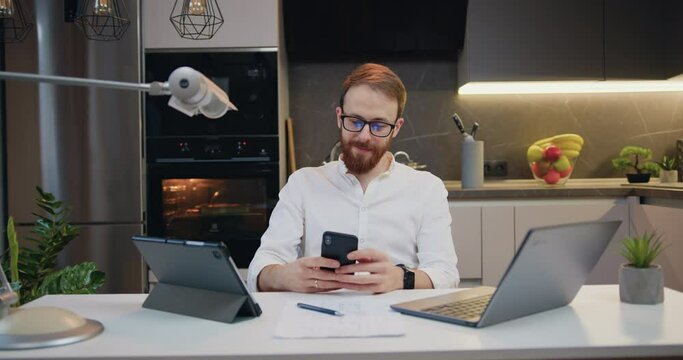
0, 67, 235, 119
0, 70, 170, 95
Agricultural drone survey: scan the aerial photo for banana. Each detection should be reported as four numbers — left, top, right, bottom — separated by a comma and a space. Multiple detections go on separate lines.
562, 149, 581, 159
533, 136, 554, 147
533, 133, 584, 147
534, 140, 582, 150
530, 134, 583, 163
550, 133, 584, 146
534, 135, 584, 153
552, 141, 582, 152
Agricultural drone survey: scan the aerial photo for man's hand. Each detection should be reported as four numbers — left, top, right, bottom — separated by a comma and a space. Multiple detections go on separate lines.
258, 257, 343, 293
334, 248, 403, 294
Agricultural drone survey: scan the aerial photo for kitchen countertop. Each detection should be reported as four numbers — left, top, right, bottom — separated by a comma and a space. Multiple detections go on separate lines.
445, 178, 683, 201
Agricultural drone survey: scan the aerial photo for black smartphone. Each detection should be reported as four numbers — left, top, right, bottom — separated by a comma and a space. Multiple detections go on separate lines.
321, 231, 358, 270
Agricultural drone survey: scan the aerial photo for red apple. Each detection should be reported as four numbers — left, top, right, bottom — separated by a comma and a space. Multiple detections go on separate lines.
532, 161, 551, 178
531, 162, 541, 177
544, 169, 561, 184
543, 145, 562, 162
559, 165, 573, 178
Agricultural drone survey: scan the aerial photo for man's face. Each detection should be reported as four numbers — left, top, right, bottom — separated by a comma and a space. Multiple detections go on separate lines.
336, 85, 404, 174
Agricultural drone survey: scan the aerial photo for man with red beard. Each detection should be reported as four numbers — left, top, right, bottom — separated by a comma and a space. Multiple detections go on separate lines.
248, 63, 459, 293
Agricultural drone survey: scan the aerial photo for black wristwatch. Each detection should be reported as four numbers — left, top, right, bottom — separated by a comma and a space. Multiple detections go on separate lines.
396, 264, 415, 289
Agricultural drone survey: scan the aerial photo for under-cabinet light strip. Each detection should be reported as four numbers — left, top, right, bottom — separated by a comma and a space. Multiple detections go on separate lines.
458, 80, 683, 95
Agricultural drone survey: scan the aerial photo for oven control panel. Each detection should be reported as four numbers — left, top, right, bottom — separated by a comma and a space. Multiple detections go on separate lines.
148, 136, 278, 163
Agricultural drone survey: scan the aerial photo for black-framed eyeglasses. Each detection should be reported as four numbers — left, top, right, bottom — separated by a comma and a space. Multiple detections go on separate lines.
340, 114, 397, 138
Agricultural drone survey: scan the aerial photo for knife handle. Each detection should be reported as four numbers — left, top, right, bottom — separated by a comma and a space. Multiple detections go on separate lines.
470, 122, 479, 139
451, 113, 467, 135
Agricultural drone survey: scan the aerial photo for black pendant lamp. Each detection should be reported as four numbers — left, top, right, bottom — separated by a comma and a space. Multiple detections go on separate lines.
0, 0, 33, 43
170, 0, 224, 40
75, 0, 130, 41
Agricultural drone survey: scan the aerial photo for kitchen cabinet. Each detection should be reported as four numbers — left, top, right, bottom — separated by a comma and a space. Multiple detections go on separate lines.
449, 202, 482, 279
481, 205, 514, 286
458, 0, 604, 85
142, 0, 278, 49
629, 202, 683, 292
448, 201, 518, 286
450, 198, 629, 287
282, 0, 466, 61
458, 0, 683, 86
513, 198, 630, 285
604, 0, 683, 80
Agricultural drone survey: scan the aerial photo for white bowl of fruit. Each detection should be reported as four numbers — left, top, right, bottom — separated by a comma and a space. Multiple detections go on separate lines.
527, 134, 584, 185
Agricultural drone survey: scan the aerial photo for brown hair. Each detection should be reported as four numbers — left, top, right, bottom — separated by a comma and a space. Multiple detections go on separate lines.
339, 63, 407, 118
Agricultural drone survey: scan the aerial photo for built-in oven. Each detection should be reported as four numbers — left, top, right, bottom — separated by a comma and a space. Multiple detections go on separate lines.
144, 50, 280, 269
146, 136, 280, 268
147, 162, 278, 268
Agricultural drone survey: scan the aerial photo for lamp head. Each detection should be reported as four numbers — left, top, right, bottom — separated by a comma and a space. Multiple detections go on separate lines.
166, 66, 237, 119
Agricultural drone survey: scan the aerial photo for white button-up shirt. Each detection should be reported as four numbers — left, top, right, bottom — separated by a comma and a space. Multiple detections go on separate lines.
247, 155, 459, 291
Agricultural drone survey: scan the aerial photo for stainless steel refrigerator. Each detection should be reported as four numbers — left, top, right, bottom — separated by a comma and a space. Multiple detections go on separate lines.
3, 0, 143, 293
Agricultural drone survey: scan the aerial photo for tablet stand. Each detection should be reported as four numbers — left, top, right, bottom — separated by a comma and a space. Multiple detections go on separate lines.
143, 283, 252, 323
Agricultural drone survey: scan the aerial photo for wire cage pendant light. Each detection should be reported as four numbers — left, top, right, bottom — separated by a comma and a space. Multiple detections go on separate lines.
170, 0, 224, 40
75, 0, 130, 41
0, 0, 33, 43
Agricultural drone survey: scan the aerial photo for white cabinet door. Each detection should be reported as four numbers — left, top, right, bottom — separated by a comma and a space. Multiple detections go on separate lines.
630, 203, 683, 292
143, 0, 278, 49
481, 205, 515, 286
449, 202, 482, 280
513, 198, 630, 284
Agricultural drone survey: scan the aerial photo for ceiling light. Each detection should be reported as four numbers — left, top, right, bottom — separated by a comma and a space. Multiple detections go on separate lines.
0, 0, 32, 43
170, 0, 224, 40
75, 0, 130, 41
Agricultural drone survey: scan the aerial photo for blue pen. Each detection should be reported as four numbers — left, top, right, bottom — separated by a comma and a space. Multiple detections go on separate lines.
296, 302, 345, 317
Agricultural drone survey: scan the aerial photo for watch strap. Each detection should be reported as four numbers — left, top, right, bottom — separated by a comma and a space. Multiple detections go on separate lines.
396, 264, 415, 289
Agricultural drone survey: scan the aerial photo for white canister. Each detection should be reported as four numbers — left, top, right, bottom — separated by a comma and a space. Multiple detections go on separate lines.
461, 140, 484, 189
660, 170, 678, 183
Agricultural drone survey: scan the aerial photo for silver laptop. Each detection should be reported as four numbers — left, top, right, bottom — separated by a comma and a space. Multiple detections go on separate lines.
391, 220, 621, 328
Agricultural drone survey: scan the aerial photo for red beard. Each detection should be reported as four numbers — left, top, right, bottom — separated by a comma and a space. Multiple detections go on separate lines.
341, 137, 390, 174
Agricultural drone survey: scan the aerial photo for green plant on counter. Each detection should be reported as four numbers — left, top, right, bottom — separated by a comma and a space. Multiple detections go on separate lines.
611, 146, 660, 175
655, 155, 678, 171
2, 187, 105, 305
621, 232, 665, 268
7, 217, 19, 284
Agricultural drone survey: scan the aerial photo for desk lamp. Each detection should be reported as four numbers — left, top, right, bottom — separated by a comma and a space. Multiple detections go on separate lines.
0, 67, 238, 349
0, 262, 104, 349
0, 66, 238, 118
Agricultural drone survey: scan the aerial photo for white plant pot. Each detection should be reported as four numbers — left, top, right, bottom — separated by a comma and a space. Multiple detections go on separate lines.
660, 170, 678, 183
619, 264, 664, 304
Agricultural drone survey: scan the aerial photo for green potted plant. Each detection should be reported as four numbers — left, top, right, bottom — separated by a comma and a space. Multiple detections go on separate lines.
619, 232, 665, 304
611, 146, 660, 183
2, 187, 106, 305
655, 155, 678, 183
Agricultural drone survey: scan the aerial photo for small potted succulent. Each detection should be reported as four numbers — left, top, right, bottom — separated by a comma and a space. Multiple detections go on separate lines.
619, 232, 665, 304
656, 155, 678, 183
611, 146, 660, 183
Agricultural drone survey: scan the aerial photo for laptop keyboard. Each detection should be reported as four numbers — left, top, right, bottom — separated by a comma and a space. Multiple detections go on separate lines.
423, 294, 493, 319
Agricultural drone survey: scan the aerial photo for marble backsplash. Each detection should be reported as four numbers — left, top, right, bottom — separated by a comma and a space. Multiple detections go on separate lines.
288, 60, 683, 181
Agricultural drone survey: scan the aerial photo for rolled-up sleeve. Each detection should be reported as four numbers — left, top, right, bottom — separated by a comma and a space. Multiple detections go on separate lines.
247, 172, 306, 292
415, 179, 460, 288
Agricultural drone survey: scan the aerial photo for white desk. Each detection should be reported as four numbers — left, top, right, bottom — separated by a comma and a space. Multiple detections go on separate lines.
3, 285, 683, 360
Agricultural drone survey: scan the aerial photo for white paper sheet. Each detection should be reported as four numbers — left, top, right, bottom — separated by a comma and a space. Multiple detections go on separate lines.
274, 299, 406, 338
